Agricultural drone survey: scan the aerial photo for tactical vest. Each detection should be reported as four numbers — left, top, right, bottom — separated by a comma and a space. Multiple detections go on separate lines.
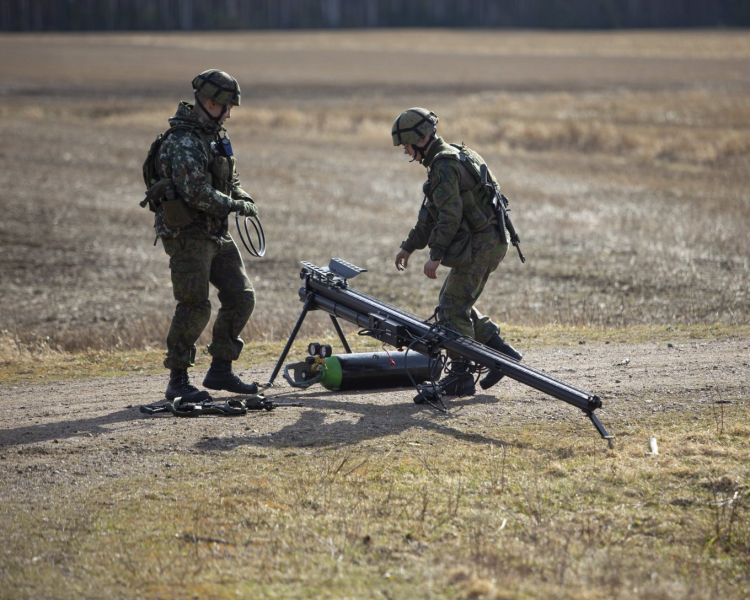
142, 123, 238, 232
143, 123, 237, 198
427, 143, 497, 232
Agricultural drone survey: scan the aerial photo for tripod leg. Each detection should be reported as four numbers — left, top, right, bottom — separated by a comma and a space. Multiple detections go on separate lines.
266, 292, 314, 386
329, 314, 352, 354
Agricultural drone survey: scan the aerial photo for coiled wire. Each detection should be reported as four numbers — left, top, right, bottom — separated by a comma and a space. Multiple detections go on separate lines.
235, 213, 266, 258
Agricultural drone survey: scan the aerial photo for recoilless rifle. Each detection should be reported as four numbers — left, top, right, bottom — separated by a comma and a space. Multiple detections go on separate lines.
269, 258, 614, 444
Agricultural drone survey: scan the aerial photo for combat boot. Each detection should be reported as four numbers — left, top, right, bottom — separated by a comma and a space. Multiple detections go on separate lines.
202, 358, 259, 395
165, 369, 211, 403
479, 334, 523, 390
435, 360, 476, 396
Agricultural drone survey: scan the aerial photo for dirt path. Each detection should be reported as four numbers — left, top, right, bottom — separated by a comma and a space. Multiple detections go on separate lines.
2, 338, 747, 471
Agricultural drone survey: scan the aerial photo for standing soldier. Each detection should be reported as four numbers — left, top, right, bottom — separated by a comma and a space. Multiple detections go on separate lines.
392, 107, 522, 397
144, 69, 260, 403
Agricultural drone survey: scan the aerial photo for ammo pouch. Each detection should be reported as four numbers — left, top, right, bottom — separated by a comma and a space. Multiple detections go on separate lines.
161, 193, 192, 229
440, 220, 473, 268
211, 155, 235, 195
147, 179, 192, 229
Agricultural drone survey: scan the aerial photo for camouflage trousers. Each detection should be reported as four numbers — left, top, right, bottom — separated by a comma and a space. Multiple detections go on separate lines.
438, 224, 508, 344
161, 235, 255, 370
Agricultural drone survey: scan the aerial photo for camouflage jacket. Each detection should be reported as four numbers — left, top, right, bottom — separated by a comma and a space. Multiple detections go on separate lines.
400, 137, 496, 262
154, 101, 252, 240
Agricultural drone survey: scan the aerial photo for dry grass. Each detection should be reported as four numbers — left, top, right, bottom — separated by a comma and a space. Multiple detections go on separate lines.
1, 406, 748, 599
1, 30, 749, 355
18, 87, 745, 166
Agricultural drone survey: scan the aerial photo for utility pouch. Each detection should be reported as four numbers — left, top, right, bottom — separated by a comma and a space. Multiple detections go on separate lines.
460, 189, 491, 232
161, 183, 192, 229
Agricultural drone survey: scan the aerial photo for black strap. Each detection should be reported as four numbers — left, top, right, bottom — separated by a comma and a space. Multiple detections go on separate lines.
413, 135, 434, 163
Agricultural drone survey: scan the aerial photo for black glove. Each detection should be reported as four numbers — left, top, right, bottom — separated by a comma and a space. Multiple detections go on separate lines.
231, 199, 258, 218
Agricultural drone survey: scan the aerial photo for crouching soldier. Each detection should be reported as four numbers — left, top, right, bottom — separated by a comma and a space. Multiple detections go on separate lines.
391, 107, 522, 397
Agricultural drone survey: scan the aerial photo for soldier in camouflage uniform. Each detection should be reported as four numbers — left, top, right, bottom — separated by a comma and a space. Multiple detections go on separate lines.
392, 108, 522, 396
148, 70, 260, 403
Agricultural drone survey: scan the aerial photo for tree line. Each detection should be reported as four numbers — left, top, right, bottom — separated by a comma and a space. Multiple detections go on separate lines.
3, 0, 749, 31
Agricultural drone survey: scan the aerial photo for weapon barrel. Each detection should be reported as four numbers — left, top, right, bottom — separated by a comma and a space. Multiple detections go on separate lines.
440, 337, 600, 412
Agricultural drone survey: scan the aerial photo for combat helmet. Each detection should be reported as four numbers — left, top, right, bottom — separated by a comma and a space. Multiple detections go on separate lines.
391, 108, 438, 146
192, 69, 241, 106
192, 69, 241, 124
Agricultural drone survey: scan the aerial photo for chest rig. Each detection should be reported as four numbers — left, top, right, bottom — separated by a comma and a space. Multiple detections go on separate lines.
143, 123, 236, 199
206, 133, 236, 196
142, 120, 239, 237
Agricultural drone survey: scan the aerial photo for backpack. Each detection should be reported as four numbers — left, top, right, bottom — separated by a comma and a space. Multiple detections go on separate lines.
140, 125, 192, 212
449, 143, 525, 263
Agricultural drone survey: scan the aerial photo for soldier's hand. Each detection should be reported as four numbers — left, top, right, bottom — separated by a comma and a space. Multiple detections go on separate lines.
423, 258, 440, 279
395, 249, 411, 271
232, 199, 258, 217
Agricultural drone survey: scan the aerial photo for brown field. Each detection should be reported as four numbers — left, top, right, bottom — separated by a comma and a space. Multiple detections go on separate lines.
0, 30, 749, 600
1, 29, 749, 352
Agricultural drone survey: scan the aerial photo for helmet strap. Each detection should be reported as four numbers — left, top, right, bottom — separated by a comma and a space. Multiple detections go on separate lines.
194, 94, 226, 125
413, 133, 435, 164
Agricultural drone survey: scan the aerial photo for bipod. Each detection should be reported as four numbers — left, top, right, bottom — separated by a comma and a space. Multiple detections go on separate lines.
266, 259, 367, 387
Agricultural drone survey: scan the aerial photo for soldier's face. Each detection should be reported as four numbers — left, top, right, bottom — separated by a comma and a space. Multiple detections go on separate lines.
402, 135, 433, 161
208, 100, 234, 124
402, 144, 417, 159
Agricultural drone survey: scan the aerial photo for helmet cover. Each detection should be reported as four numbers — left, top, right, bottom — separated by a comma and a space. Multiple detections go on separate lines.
192, 69, 241, 106
391, 108, 438, 146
